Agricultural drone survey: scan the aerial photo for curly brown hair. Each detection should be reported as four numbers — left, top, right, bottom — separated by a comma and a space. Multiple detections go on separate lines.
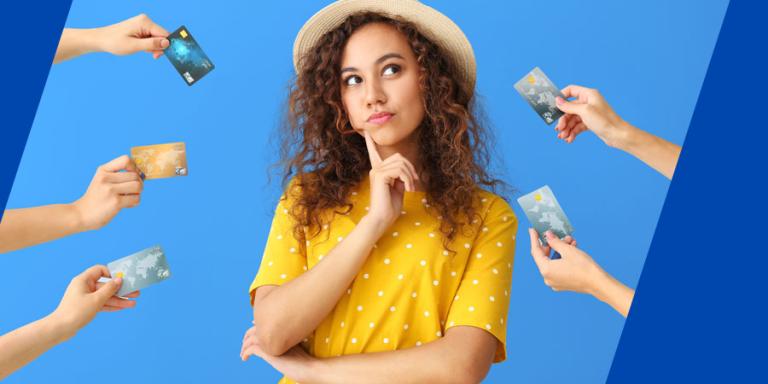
279, 12, 504, 252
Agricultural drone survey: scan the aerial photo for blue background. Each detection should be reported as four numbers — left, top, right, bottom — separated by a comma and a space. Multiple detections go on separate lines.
0, 1, 728, 383
608, 1, 768, 382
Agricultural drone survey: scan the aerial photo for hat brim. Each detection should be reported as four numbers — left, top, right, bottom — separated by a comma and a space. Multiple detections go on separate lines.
293, 0, 476, 91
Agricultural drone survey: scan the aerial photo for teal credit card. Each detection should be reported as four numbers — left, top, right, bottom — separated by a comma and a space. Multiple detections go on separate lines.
164, 25, 215, 86
107, 246, 172, 296
517, 185, 574, 247
514, 67, 565, 125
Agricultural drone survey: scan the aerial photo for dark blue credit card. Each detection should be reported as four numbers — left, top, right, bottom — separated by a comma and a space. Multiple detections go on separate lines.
164, 25, 214, 86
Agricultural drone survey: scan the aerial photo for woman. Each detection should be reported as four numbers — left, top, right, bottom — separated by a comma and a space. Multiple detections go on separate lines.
240, 1, 517, 382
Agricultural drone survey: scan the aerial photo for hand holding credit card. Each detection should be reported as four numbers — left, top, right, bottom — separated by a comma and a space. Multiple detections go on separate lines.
517, 185, 575, 259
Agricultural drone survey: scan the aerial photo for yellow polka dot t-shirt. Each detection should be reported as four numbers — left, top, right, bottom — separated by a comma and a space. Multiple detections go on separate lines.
250, 177, 517, 382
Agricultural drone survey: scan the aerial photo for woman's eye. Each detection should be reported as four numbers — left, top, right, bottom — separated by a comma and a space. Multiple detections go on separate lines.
344, 75, 362, 86
383, 65, 401, 76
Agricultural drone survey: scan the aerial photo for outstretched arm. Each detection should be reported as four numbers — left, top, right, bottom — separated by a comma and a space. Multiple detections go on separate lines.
0, 315, 70, 381
529, 229, 635, 317
1, 204, 84, 253
0, 155, 143, 254
0, 266, 137, 380
54, 14, 169, 64
615, 124, 681, 180
554, 85, 681, 179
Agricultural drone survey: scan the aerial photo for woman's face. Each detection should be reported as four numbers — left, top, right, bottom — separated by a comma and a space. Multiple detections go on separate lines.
339, 22, 425, 148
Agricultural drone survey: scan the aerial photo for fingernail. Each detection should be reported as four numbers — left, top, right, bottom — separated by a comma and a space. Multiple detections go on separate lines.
556, 97, 564, 105
545, 230, 554, 238
161, 39, 170, 48
114, 277, 123, 285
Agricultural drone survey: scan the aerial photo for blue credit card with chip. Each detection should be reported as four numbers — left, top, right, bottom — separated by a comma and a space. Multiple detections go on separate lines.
107, 246, 172, 296
164, 25, 215, 86
517, 185, 575, 259
514, 67, 565, 125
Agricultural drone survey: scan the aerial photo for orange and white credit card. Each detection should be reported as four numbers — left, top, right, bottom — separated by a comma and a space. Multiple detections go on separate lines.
130, 142, 188, 180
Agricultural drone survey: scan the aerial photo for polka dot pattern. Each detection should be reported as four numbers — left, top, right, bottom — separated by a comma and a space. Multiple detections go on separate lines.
249, 179, 518, 370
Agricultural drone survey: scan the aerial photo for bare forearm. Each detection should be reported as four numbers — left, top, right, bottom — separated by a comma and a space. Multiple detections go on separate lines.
617, 122, 681, 180
591, 271, 635, 317
0, 315, 72, 380
0, 205, 84, 253
310, 339, 470, 384
54, 28, 102, 64
253, 215, 387, 354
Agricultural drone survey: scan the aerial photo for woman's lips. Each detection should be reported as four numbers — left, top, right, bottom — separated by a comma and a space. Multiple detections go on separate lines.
367, 112, 394, 125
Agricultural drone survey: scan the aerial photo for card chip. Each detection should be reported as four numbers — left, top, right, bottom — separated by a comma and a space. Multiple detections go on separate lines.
180, 29, 188, 38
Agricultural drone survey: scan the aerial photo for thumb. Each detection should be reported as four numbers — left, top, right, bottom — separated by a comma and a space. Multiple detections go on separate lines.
94, 277, 122, 303
528, 229, 548, 263
133, 36, 170, 52
545, 231, 572, 254
555, 97, 586, 115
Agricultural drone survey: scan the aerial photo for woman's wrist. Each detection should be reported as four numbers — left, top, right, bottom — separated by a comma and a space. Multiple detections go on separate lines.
66, 202, 91, 233
40, 313, 77, 346
306, 357, 333, 384
586, 267, 614, 303
358, 214, 391, 242
589, 270, 633, 317
611, 120, 642, 152
65, 28, 103, 56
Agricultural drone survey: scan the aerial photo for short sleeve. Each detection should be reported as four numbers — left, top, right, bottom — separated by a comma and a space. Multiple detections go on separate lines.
248, 189, 308, 305
446, 196, 517, 362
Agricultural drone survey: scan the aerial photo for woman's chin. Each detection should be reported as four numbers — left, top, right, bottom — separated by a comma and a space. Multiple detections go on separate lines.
368, 129, 410, 147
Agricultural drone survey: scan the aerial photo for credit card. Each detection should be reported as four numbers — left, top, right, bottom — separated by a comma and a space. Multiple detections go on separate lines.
514, 67, 565, 124
130, 142, 188, 180
164, 25, 215, 86
517, 185, 574, 258
107, 245, 172, 297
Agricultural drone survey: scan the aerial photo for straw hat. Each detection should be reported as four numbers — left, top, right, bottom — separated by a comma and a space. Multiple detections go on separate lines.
293, 0, 477, 90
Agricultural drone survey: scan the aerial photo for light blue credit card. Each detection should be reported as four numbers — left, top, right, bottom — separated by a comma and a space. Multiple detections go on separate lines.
107, 245, 172, 296
517, 185, 575, 248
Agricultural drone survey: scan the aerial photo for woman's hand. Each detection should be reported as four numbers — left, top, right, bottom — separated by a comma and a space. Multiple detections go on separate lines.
529, 229, 635, 316
50, 265, 139, 340
554, 84, 681, 179
93, 14, 170, 59
363, 130, 418, 230
0, 267, 138, 380
241, 326, 318, 383
554, 85, 632, 147
55, 14, 170, 64
71, 155, 144, 231
529, 229, 606, 295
